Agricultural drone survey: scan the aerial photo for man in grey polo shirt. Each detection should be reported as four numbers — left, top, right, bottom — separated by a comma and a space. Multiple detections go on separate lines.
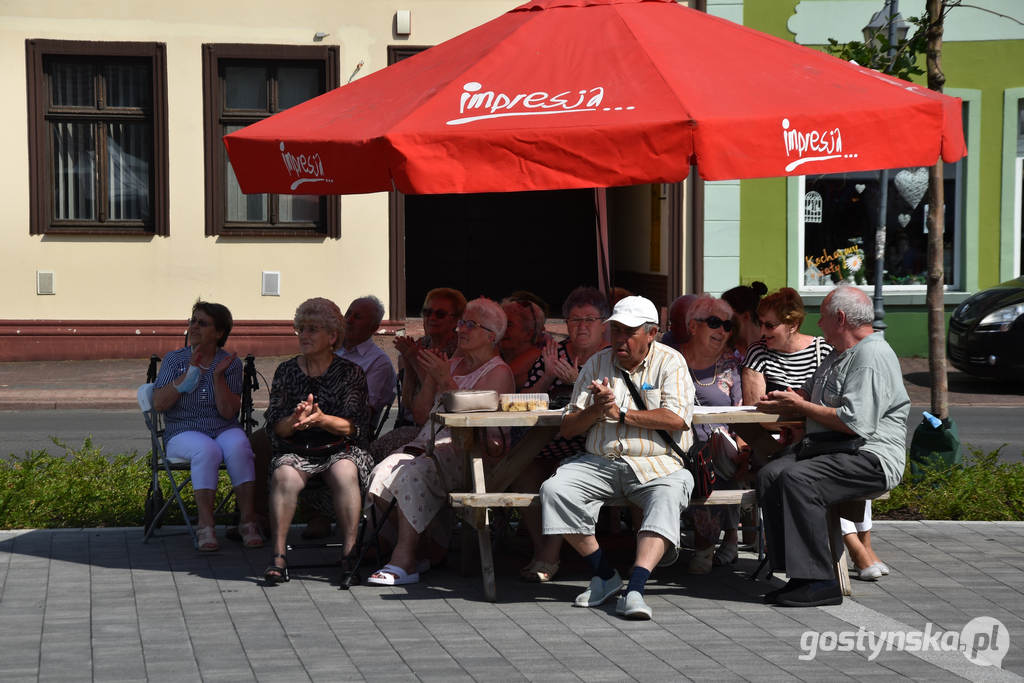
756, 285, 909, 607
540, 296, 695, 620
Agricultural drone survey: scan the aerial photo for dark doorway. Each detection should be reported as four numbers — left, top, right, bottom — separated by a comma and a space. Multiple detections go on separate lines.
403, 189, 598, 316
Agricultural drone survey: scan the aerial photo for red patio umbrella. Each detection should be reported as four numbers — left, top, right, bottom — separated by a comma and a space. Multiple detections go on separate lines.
224, 0, 966, 196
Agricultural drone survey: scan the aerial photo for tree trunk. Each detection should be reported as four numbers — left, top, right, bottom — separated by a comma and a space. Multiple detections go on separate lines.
925, 0, 948, 418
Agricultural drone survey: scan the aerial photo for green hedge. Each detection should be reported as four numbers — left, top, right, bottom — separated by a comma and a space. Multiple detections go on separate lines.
1, 439, 1022, 528
876, 447, 1024, 521
0, 438, 234, 528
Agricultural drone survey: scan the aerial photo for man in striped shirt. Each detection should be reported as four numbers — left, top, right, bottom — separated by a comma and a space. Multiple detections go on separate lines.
540, 296, 695, 620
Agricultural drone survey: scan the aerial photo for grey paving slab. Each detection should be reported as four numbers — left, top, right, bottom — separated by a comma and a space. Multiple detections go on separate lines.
1, 523, 1024, 681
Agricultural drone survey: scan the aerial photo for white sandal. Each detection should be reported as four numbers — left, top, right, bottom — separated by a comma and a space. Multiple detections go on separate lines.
366, 563, 419, 585
196, 526, 219, 552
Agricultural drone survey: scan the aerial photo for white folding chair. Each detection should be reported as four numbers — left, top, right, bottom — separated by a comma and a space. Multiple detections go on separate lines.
138, 373, 239, 547
138, 382, 201, 546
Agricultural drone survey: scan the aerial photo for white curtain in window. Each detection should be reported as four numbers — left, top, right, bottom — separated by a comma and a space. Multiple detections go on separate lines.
52, 122, 96, 220
107, 122, 151, 220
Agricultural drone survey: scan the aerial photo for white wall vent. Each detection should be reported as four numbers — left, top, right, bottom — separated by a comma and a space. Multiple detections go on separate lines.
262, 271, 281, 296
36, 270, 55, 295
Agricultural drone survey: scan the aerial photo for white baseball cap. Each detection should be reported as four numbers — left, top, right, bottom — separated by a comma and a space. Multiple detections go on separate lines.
606, 295, 659, 327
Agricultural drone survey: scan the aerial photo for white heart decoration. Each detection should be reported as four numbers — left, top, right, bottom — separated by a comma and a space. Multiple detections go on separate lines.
894, 167, 929, 210
854, 183, 866, 194
897, 213, 911, 228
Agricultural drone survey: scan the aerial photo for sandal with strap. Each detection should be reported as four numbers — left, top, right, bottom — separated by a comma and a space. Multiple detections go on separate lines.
264, 554, 289, 584
240, 522, 265, 549
196, 525, 219, 552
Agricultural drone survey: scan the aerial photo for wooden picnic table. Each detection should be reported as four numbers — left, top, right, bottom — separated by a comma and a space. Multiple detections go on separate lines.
439, 407, 784, 601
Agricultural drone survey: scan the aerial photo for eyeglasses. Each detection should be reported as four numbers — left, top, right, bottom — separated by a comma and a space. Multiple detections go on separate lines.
294, 324, 325, 335
760, 320, 781, 330
188, 317, 212, 328
696, 316, 734, 332
457, 318, 494, 333
421, 307, 453, 320
567, 316, 602, 326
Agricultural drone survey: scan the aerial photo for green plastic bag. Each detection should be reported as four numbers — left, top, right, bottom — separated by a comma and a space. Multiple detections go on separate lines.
909, 415, 961, 481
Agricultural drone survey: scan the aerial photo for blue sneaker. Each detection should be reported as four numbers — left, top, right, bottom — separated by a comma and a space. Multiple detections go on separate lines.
573, 571, 621, 608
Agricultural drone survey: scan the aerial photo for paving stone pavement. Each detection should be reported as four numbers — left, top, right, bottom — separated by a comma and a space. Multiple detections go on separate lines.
1, 521, 1022, 682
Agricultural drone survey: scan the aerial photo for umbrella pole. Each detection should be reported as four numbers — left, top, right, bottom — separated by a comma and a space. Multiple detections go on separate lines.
594, 187, 613, 301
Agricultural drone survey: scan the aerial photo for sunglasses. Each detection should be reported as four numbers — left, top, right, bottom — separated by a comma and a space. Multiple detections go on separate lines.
567, 316, 601, 326
421, 307, 453, 320
294, 324, 325, 335
457, 318, 495, 333
696, 316, 734, 332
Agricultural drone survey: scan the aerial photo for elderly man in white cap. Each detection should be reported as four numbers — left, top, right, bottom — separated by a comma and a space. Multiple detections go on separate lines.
540, 295, 695, 620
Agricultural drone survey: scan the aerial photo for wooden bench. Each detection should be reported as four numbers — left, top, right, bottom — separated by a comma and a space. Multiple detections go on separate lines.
438, 408, 889, 601
450, 488, 890, 598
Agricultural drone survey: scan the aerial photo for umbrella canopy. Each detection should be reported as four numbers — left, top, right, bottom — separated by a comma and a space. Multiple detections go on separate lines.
224, 0, 966, 196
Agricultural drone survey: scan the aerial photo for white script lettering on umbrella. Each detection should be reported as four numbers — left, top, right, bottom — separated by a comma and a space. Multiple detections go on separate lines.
447, 82, 633, 126
280, 142, 330, 190
782, 118, 859, 173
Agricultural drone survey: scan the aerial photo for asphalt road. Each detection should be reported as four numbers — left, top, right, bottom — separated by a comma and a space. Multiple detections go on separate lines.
1, 406, 1021, 463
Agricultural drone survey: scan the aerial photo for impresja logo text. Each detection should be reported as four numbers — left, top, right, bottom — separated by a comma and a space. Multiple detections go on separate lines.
446, 81, 634, 126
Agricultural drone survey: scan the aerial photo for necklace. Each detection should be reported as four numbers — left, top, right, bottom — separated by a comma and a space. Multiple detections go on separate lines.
691, 357, 721, 387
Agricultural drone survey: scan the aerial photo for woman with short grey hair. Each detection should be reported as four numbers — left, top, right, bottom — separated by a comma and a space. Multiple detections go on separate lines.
365, 297, 515, 585
262, 297, 374, 584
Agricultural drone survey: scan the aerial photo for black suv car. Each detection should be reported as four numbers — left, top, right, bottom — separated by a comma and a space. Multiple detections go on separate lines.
948, 276, 1024, 379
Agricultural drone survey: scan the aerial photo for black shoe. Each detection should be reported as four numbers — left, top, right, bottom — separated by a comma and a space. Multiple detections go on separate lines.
776, 579, 842, 607
761, 578, 806, 604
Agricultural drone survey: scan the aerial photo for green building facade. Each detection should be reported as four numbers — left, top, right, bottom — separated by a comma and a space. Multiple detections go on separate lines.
717, 0, 1024, 355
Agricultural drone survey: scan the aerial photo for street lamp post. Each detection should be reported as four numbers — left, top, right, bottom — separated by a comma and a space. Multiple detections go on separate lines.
863, 0, 909, 333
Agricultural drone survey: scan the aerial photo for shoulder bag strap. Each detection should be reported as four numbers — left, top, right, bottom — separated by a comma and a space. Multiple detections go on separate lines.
815, 336, 822, 365
616, 368, 691, 465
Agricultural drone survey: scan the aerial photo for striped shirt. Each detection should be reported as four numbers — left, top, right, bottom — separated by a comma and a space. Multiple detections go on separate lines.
569, 341, 695, 484
155, 347, 243, 441
742, 337, 833, 394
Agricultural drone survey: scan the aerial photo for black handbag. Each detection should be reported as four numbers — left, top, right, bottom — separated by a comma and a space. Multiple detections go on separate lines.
282, 427, 351, 458
617, 369, 715, 498
796, 430, 865, 460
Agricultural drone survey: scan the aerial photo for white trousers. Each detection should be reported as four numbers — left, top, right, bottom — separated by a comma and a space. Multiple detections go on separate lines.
166, 428, 255, 490
839, 499, 872, 535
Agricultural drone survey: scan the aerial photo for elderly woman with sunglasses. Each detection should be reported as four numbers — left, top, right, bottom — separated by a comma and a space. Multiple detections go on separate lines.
679, 295, 748, 572
734, 288, 834, 468
152, 301, 262, 552
741, 288, 833, 405
515, 286, 611, 583
262, 297, 374, 584
371, 288, 467, 462
365, 298, 515, 585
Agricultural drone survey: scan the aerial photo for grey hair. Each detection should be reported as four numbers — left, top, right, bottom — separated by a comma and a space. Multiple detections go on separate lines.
562, 286, 610, 319
294, 297, 345, 350
466, 297, 507, 342
685, 294, 734, 327
642, 322, 660, 335
352, 295, 386, 327
824, 286, 874, 328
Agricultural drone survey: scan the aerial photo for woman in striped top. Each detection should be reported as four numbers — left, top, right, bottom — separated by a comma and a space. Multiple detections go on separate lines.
737, 288, 832, 466
741, 288, 833, 403
153, 301, 261, 552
